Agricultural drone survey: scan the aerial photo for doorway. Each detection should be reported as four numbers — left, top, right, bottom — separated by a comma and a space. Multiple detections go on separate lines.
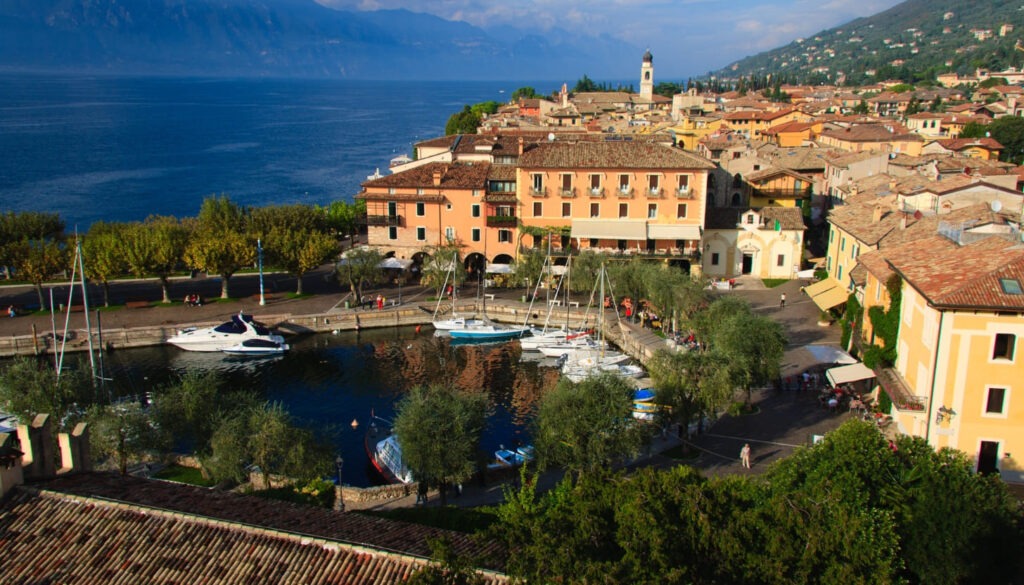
978, 441, 1000, 475
741, 254, 754, 275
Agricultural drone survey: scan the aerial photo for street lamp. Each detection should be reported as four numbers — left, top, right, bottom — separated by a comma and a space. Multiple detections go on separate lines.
257, 239, 266, 306
335, 456, 345, 511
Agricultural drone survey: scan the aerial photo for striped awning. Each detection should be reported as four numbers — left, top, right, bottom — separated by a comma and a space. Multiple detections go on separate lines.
570, 219, 647, 240
646, 224, 701, 241
804, 277, 849, 311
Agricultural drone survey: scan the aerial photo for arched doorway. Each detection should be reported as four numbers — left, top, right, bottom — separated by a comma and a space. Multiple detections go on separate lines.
464, 252, 486, 280
410, 252, 430, 284
493, 254, 514, 265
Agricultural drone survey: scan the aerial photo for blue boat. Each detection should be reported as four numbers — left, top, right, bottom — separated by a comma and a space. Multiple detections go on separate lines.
448, 325, 531, 343
634, 388, 656, 402
495, 444, 536, 467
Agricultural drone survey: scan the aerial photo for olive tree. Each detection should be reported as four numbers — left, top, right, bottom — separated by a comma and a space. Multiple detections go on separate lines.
335, 246, 383, 305
82, 222, 128, 307
184, 195, 254, 299
121, 216, 189, 304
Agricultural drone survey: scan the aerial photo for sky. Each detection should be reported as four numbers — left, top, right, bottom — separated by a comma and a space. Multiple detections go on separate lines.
317, 0, 906, 78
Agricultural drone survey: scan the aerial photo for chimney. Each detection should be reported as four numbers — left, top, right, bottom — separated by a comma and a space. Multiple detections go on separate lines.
432, 168, 443, 187
58, 422, 90, 474
872, 205, 883, 223
888, 179, 897, 192
17, 414, 56, 480
518, 136, 525, 156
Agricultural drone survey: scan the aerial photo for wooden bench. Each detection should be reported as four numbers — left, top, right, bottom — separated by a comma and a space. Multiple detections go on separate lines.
484, 293, 496, 301
126, 301, 151, 309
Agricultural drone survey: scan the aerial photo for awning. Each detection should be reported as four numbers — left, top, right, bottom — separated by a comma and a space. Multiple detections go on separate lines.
804, 277, 849, 311
826, 362, 876, 387
486, 263, 513, 274
378, 257, 413, 270
646, 224, 701, 240
571, 219, 647, 240
805, 344, 858, 365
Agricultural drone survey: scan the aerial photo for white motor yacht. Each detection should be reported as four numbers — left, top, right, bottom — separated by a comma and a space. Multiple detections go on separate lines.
167, 312, 285, 352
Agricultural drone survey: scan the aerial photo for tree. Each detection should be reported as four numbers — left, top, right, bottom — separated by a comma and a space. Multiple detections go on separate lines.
420, 243, 465, 299
445, 105, 482, 135
573, 75, 599, 93
184, 194, 254, 299
965, 116, 1024, 164
393, 384, 487, 506
88, 401, 169, 475
335, 246, 383, 305
0, 210, 64, 281
691, 296, 752, 347
533, 374, 647, 478
644, 267, 709, 333
715, 313, 786, 402
607, 257, 656, 322
0, 356, 94, 430
317, 199, 365, 243
251, 204, 337, 294
151, 369, 239, 453
82, 222, 128, 307
407, 538, 487, 585
853, 99, 870, 114
513, 247, 545, 294
646, 349, 733, 439
121, 216, 189, 304
509, 87, 539, 102
566, 249, 606, 296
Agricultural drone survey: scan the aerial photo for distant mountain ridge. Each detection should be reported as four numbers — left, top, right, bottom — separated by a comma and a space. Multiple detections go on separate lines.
713, 0, 1024, 85
0, 0, 639, 80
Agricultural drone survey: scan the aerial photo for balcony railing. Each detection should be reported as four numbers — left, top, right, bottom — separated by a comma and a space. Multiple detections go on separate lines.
647, 187, 663, 198
559, 187, 576, 198
675, 187, 693, 199
530, 187, 548, 198
588, 187, 605, 198
616, 187, 634, 198
486, 215, 518, 228
365, 214, 402, 227
751, 187, 812, 200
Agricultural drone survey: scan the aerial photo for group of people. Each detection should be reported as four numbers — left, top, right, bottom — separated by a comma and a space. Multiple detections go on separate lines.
375, 294, 387, 310
184, 294, 203, 307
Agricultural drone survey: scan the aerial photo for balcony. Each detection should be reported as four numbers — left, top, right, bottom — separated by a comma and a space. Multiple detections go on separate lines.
751, 187, 812, 200
530, 186, 548, 198
486, 215, 518, 228
875, 367, 928, 414
675, 187, 693, 199
588, 187, 605, 198
559, 187, 577, 199
647, 187, 664, 199
616, 187, 634, 199
364, 214, 402, 227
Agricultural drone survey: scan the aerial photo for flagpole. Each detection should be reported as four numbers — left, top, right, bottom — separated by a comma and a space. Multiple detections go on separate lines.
258, 239, 266, 306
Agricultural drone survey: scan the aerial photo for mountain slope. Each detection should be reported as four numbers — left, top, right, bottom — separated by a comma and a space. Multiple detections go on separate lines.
0, 0, 638, 80
714, 0, 1024, 84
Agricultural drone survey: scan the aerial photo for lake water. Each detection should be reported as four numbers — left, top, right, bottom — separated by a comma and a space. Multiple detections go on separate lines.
0, 75, 521, 229
95, 328, 558, 487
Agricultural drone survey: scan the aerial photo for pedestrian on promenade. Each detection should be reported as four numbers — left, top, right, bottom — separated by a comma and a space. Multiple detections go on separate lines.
779, 292, 786, 308
7, 305, 15, 318
740, 443, 752, 468
416, 481, 428, 505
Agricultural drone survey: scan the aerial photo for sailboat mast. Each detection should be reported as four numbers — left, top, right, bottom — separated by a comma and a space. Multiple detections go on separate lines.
76, 238, 98, 387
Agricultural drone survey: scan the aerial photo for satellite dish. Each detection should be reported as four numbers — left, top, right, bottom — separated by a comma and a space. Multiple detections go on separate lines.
991, 199, 1003, 212
548, 132, 556, 142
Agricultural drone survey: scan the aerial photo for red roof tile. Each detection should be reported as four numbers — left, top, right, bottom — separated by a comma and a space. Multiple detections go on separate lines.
518, 141, 714, 170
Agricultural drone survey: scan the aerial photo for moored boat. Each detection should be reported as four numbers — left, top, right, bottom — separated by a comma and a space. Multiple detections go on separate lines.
167, 312, 285, 352
448, 325, 531, 343
220, 338, 289, 356
365, 417, 414, 484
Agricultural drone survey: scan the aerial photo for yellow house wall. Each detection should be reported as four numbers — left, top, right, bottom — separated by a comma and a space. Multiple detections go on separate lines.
825, 224, 870, 287
859, 271, 892, 344
702, 228, 803, 279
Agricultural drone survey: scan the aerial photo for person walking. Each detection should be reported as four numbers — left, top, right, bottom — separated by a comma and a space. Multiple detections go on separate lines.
740, 443, 751, 469
779, 292, 786, 308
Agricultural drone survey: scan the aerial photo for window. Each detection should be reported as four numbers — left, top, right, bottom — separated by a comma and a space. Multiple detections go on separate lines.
589, 238, 599, 247
829, 230, 834, 243
497, 205, 513, 217
617, 239, 627, 250
1001, 278, 1023, 295
777, 254, 785, 267
837, 265, 844, 280
416, 202, 425, 216
840, 236, 846, 252
732, 152, 741, 160
471, 228, 481, 242
852, 244, 859, 259
993, 334, 1016, 361
648, 175, 660, 194
471, 204, 481, 218
590, 174, 601, 190
590, 203, 600, 218
678, 175, 690, 191
746, 214, 755, 224
986, 387, 1007, 414
533, 201, 542, 216
676, 204, 687, 218
618, 174, 630, 192
561, 173, 573, 192
416, 188, 425, 195
619, 203, 629, 218
416, 227, 426, 241
387, 201, 397, 216
445, 226, 455, 242
562, 202, 571, 217
532, 174, 544, 193
647, 204, 658, 219
711, 252, 720, 265
498, 229, 511, 243
388, 226, 397, 240
388, 187, 396, 195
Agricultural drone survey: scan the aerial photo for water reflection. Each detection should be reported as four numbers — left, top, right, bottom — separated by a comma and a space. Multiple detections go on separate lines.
91, 326, 557, 486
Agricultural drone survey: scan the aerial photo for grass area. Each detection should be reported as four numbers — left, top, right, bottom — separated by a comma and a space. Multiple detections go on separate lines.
250, 478, 336, 509
727, 401, 761, 416
361, 504, 500, 534
286, 292, 314, 300
661, 444, 701, 460
97, 305, 125, 312
761, 279, 788, 288
153, 464, 217, 487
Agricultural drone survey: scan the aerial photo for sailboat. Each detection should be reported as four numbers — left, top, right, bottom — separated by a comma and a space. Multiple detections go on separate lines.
448, 257, 530, 343
432, 256, 483, 331
520, 256, 594, 351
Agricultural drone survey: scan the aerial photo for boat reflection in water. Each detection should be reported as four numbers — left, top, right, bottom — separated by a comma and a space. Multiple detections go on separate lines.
98, 326, 557, 487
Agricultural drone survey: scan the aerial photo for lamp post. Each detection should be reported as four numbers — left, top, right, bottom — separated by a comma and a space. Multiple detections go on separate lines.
257, 239, 266, 306
335, 456, 344, 511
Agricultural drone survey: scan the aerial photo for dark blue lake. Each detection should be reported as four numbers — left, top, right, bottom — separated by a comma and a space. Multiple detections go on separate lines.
0, 75, 523, 229
97, 328, 557, 487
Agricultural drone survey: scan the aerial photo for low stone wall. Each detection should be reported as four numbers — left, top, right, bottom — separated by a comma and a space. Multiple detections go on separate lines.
339, 482, 417, 504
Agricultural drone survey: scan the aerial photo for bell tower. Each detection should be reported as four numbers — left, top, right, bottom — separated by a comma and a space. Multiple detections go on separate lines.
640, 49, 654, 101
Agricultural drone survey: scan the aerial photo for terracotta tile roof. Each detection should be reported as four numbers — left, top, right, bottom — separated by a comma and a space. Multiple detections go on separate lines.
29, 473, 506, 572
518, 141, 714, 170
819, 125, 922, 143
746, 166, 815, 184
761, 121, 816, 134
857, 249, 896, 283
934, 137, 1004, 152
487, 165, 516, 181
828, 150, 886, 167
1, 484, 507, 584
362, 163, 490, 190
764, 147, 835, 171
888, 236, 1024, 310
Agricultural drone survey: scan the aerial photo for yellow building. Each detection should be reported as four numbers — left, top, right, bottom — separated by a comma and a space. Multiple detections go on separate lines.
666, 116, 727, 151
817, 124, 924, 156
745, 167, 815, 208
702, 207, 805, 279
879, 234, 1024, 482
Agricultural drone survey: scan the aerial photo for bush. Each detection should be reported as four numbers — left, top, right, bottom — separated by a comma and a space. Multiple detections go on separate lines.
254, 478, 336, 508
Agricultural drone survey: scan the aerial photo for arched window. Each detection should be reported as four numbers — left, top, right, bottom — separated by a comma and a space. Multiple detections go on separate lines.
731, 193, 742, 207
732, 173, 743, 188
